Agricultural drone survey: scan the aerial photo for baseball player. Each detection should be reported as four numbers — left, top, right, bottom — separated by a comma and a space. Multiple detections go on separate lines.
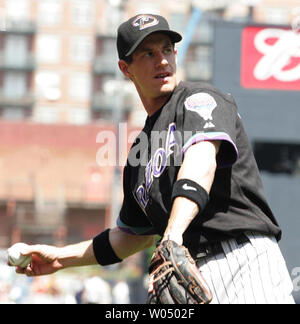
8, 14, 295, 304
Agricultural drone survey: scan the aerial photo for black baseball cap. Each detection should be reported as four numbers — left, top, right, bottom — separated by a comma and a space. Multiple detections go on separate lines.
117, 14, 182, 60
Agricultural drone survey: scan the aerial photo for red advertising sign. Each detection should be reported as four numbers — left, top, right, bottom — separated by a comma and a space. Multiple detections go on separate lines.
241, 26, 300, 91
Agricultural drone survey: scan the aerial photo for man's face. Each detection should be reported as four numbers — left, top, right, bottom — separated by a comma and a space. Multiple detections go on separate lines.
121, 33, 178, 100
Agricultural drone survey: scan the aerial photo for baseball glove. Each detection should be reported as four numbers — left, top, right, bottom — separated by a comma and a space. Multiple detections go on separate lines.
147, 240, 213, 304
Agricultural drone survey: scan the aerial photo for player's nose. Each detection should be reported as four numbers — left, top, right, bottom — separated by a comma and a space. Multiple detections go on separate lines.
155, 51, 169, 68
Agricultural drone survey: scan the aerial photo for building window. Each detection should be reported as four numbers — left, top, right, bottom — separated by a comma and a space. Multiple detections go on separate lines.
36, 35, 61, 64
101, 5, 121, 35
5, 0, 29, 21
185, 45, 212, 81
38, 0, 62, 26
102, 38, 118, 57
69, 73, 91, 101
35, 71, 61, 101
71, 0, 94, 27
193, 20, 214, 44
3, 72, 27, 98
135, 2, 160, 15
170, 12, 186, 34
68, 107, 91, 125
254, 142, 300, 176
70, 36, 94, 63
4, 35, 28, 67
95, 38, 118, 73
2, 107, 26, 120
33, 106, 59, 124
264, 7, 290, 25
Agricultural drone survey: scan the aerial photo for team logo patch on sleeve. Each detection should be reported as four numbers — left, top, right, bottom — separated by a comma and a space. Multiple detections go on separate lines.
184, 93, 217, 129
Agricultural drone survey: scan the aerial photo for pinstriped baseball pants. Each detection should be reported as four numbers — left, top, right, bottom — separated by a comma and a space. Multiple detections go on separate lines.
196, 232, 295, 304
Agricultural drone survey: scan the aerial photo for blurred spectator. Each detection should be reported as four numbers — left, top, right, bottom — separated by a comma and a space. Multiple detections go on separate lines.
112, 280, 130, 304
81, 276, 112, 304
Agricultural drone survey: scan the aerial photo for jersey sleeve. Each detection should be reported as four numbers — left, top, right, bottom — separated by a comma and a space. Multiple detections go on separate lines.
117, 165, 157, 236
181, 90, 239, 169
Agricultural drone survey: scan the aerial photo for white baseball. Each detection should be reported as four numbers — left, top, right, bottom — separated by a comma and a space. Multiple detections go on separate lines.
7, 243, 32, 268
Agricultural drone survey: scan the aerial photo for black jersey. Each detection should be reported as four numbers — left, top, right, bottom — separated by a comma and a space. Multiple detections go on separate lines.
117, 81, 281, 247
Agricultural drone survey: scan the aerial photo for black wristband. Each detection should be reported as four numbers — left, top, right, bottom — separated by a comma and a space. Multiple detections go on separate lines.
171, 179, 209, 212
93, 229, 122, 266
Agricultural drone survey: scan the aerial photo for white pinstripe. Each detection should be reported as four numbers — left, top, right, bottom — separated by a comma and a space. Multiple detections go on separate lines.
196, 232, 295, 304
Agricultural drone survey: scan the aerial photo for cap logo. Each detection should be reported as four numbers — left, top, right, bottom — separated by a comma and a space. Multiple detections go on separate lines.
132, 15, 159, 31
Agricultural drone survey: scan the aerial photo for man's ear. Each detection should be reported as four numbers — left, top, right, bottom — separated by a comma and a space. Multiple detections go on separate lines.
174, 48, 178, 65
118, 60, 132, 79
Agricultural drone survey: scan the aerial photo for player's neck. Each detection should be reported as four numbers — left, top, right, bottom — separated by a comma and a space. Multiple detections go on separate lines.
142, 94, 172, 117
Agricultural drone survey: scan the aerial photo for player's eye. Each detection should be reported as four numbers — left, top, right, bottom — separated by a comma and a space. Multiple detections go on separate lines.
145, 51, 154, 57
164, 47, 173, 54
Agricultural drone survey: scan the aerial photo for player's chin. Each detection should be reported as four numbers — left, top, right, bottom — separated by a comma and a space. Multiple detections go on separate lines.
150, 78, 176, 98
158, 82, 176, 95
